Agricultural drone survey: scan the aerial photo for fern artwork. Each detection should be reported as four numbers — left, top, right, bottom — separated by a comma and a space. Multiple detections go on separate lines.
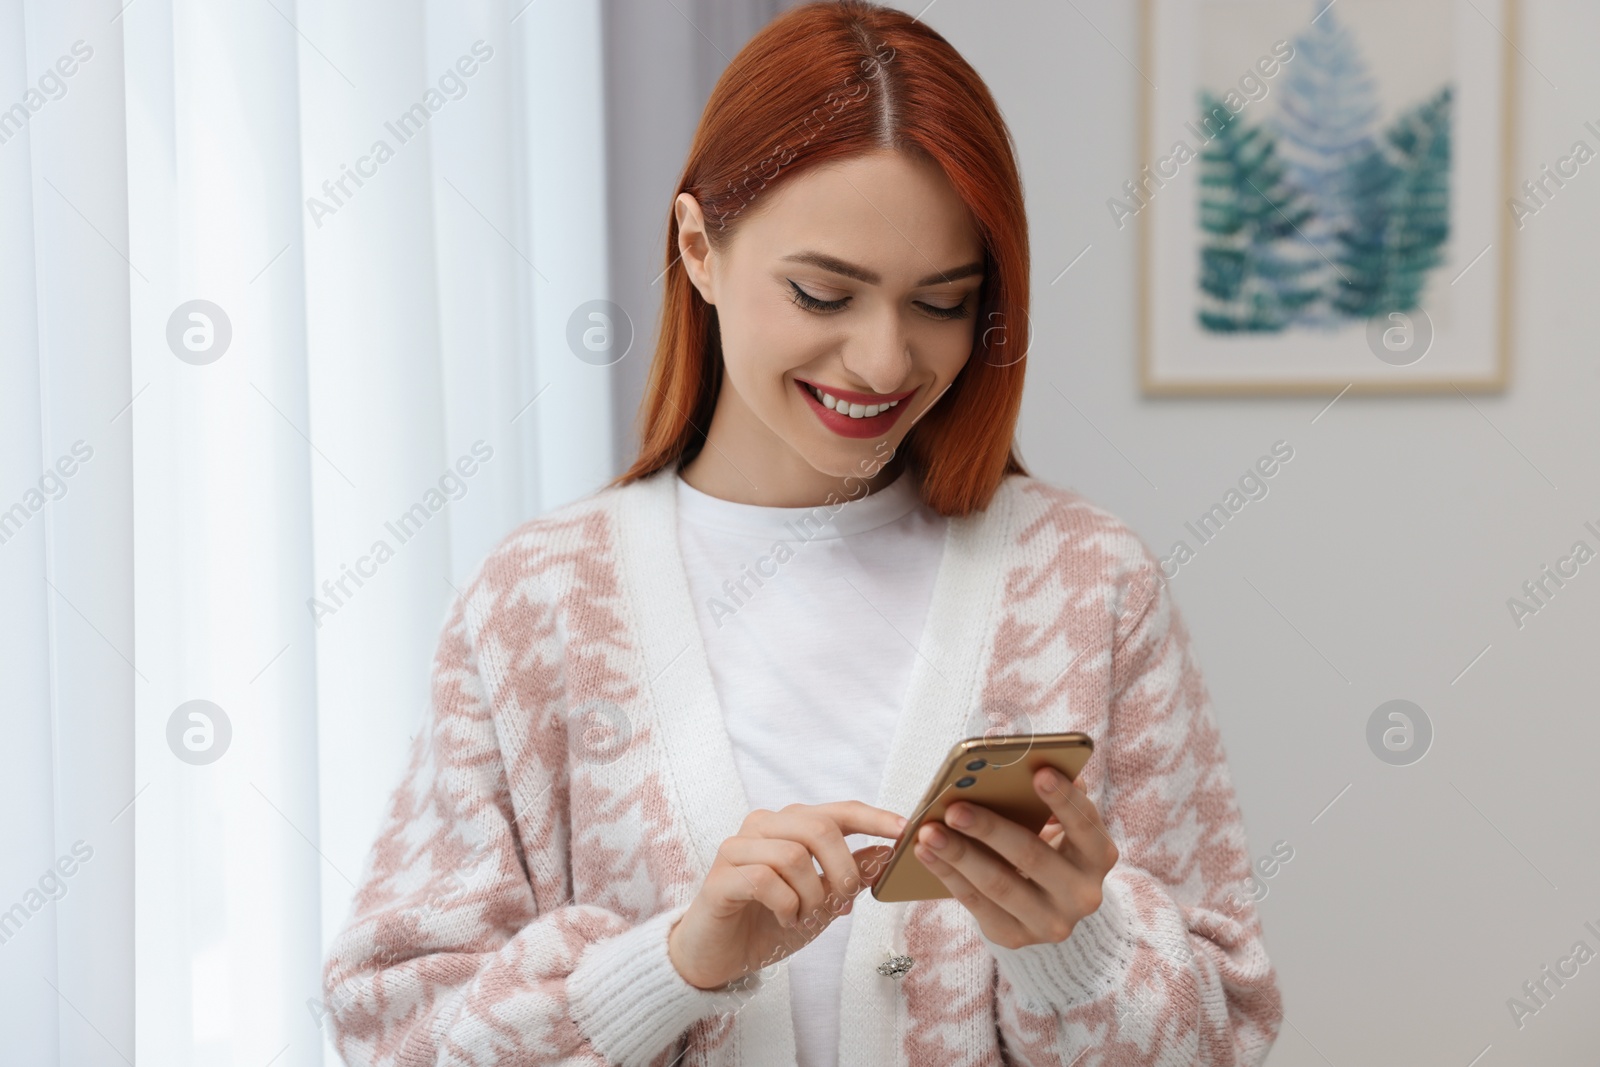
1194, 2, 1453, 335
1142, 0, 1508, 393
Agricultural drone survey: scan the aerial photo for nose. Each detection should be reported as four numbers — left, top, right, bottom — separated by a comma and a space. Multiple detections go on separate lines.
839, 305, 913, 396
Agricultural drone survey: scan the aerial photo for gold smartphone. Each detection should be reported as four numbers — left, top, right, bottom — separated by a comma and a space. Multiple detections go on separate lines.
870, 732, 1094, 903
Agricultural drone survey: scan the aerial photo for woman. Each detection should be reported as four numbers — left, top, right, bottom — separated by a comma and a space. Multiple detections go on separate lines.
321, 3, 1282, 1064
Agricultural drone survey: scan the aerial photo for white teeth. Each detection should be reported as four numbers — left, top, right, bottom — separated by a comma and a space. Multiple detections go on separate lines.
805, 383, 900, 418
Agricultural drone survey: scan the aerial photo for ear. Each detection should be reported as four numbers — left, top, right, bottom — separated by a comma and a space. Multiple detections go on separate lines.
675, 192, 717, 306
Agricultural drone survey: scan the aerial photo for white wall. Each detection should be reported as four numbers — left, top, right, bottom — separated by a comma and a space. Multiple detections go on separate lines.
911, 0, 1600, 1062
604, 0, 811, 463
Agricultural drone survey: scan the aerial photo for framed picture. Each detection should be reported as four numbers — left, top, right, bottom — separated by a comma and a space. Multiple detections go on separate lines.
1136, 0, 1515, 395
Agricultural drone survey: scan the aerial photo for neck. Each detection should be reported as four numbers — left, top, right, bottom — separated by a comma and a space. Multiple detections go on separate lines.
679, 437, 908, 508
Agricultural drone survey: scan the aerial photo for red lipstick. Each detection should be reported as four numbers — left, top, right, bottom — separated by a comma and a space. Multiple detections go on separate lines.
794, 377, 917, 440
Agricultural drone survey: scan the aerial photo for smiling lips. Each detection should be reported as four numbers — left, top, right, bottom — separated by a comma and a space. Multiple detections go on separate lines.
795, 378, 918, 439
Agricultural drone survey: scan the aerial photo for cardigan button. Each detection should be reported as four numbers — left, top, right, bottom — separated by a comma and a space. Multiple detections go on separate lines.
876, 954, 915, 979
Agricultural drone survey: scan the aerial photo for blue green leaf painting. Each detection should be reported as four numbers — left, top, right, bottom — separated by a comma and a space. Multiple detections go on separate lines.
1196, 92, 1322, 331
1196, 3, 1453, 333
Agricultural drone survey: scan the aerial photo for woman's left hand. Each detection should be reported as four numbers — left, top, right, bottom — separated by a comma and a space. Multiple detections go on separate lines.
912, 765, 1119, 949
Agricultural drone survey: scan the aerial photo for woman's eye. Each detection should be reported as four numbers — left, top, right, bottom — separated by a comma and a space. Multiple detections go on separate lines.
917, 299, 969, 321
786, 280, 970, 320
788, 280, 848, 313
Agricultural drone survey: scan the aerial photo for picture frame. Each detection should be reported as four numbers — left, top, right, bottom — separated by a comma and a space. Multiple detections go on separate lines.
1136, 0, 1516, 395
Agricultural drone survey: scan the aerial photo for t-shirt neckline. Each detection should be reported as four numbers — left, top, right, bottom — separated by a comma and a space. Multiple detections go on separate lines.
674, 469, 923, 540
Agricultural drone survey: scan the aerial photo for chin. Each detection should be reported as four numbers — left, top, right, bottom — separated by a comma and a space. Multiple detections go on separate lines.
800, 438, 897, 481
794, 450, 857, 480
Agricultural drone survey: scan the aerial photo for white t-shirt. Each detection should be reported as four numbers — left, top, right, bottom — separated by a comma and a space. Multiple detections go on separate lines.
674, 469, 948, 1066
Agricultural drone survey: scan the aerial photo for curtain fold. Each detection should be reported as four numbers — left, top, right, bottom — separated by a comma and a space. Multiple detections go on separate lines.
125, 0, 323, 1060
2, 1, 135, 1065
3, 0, 612, 1062
2, 0, 779, 1062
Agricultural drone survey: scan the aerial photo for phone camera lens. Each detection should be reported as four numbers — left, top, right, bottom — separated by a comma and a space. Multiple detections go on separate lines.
965, 759, 987, 771
955, 776, 977, 788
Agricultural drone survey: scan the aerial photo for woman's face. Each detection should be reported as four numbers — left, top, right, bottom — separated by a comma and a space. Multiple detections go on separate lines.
676, 148, 985, 506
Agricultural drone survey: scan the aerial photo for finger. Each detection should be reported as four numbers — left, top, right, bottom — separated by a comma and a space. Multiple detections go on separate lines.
855, 844, 896, 887
756, 807, 885, 925
940, 799, 1068, 883
914, 820, 1059, 934
812, 799, 908, 842
937, 799, 1096, 928
709, 858, 800, 926
1035, 768, 1118, 868
757, 807, 866, 908
911, 836, 1029, 946
717, 836, 827, 926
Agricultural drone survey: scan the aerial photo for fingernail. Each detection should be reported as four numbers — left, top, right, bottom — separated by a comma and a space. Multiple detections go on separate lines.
925, 825, 948, 848
945, 804, 971, 828
896, 815, 908, 831
1041, 768, 1061, 792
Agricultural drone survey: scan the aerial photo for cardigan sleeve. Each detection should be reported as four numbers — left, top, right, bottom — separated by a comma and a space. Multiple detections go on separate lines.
320, 571, 762, 1067
985, 563, 1283, 1065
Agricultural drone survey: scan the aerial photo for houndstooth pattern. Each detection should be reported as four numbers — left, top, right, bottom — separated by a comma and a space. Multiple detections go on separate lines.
321, 470, 1281, 1066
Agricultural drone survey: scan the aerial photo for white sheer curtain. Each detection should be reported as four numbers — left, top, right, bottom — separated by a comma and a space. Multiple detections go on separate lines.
2, 3, 135, 1066
3, 0, 611, 1063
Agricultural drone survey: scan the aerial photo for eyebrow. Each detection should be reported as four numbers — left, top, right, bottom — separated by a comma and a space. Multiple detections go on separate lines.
780, 250, 985, 288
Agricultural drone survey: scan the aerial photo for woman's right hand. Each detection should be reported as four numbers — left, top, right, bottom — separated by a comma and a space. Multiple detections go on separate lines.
667, 800, 907, 990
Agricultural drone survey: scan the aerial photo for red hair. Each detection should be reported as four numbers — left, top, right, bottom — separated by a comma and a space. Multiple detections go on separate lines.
608, 0, 1031, 516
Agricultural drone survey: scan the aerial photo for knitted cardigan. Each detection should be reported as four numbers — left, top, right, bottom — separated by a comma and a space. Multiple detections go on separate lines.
321, 465, 1283, 1066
